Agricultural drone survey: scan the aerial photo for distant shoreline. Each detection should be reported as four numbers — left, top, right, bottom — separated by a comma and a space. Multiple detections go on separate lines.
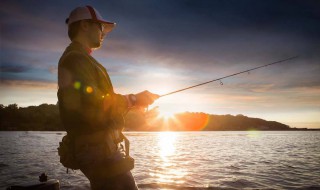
1, 103, 319, 131
1, 129, 320, 132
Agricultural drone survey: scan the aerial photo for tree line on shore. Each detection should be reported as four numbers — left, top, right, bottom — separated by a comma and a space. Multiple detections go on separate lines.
0, 103, 304, 131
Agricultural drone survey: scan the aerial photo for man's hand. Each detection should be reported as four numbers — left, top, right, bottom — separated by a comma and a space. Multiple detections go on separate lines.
135, 90, 159, 108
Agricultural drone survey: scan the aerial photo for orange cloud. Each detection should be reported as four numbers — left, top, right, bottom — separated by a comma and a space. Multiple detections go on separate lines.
0, 80, 57, 89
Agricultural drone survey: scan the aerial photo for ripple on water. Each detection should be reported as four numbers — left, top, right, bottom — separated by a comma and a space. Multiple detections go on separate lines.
1, 131, 320, 189
221, 178, 266, 189
0, 162, 9, 168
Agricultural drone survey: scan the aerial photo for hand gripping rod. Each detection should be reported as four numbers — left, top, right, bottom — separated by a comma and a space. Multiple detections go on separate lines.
160, 56, 299, 97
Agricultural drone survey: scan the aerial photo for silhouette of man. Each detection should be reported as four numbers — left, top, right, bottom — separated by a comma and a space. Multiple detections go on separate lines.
58, 5, 159, 190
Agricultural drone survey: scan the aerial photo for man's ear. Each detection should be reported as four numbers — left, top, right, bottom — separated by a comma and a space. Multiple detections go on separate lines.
79, 20, 90, 32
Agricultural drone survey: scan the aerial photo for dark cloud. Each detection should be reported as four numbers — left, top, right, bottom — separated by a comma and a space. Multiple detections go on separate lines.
107, 0, 320, 43
0, 65, 30, 73
90, 0, 320, 77
0, 61, 57, 83
1, 0, 319, 88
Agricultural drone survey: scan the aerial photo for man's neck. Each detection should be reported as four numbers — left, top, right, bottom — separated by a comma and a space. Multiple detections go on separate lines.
72, 38, 92, 54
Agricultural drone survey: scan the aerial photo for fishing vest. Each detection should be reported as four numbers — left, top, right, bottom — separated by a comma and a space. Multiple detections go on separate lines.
58, 41, 128, 135
57, 42, 133, 174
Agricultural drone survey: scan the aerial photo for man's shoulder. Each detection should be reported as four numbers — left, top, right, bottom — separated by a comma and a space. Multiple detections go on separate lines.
61, 49, 88, 61
59, 49, 91, 68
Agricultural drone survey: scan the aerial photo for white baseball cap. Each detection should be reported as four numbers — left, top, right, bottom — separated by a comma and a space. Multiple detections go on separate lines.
66, 5, 115, 33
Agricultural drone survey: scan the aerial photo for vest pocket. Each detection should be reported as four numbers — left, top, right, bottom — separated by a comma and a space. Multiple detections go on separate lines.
75, 143, 108, 167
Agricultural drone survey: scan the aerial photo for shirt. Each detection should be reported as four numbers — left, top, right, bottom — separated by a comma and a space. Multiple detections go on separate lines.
57, 41, 128, 136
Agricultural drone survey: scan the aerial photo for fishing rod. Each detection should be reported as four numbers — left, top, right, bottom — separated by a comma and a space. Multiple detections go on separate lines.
160, 56, 298, 97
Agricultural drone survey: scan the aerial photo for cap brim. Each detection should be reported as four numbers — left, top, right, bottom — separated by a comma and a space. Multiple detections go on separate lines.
98, 19, 116, 33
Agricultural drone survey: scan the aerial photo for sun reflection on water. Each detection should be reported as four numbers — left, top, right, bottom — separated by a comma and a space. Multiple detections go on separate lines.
247, 130, 261, 138
148, 132, 188, 185
159, 132, 176, 159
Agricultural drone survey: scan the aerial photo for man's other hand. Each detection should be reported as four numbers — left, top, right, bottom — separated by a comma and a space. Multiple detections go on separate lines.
135, 90, 160, 108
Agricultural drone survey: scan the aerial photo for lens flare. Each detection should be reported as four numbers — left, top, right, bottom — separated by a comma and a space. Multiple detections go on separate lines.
73, 81, 81, 90
86, 86, 93, 93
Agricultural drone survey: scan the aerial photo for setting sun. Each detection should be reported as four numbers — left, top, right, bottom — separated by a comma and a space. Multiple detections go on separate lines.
150, 104, 178, 120
159, 109, 176, 120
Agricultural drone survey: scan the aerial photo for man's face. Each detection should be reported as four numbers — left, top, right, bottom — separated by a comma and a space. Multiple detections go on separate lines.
86, 21, 106, 49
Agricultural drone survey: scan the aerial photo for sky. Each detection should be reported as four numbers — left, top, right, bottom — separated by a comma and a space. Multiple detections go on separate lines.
0, 0, 319, 128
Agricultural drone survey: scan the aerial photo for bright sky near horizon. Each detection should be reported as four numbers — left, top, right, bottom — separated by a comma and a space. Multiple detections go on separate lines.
1, 0, 319, 128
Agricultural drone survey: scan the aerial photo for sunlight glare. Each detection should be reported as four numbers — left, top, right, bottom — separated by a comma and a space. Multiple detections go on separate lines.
159, 111, 175, 120
158, 106, 176, 120
247, 130, 261, 138
158, 132, 177, 159
152, 132, 187, 184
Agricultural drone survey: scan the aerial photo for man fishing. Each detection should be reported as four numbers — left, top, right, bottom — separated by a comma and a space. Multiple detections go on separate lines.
57, 5, 159, 190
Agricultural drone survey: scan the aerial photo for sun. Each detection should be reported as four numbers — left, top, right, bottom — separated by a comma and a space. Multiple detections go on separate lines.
151, 105, 176, 120
159, 111, 174, 120
158, 108, 176, 120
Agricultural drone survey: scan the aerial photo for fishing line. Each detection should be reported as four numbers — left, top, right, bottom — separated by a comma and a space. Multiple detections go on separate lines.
160, 56, 298, 97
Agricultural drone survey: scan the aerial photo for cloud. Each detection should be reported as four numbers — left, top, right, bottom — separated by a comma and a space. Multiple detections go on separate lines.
2, 0, 319, 78
1, 0, 319, 126
0, 1, 69, 54
0, 65, 30, 73
0, 61, 57, 83
48, 66, 58, 74
0, 79, 57, 89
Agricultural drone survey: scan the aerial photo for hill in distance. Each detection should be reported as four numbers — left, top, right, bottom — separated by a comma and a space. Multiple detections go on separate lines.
0, 104, 315, 131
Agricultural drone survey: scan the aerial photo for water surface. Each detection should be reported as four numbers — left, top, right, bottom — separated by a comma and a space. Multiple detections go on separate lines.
0, 131, 319, 189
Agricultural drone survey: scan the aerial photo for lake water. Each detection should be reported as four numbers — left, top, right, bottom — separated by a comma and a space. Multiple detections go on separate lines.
0, 131, 319, 189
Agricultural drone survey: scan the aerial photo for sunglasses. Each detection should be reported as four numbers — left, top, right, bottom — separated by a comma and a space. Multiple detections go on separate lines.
86, 20, 105, 32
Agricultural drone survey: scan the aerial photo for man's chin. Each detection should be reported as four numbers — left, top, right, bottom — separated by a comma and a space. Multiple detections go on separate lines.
91, 42, 103, 49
